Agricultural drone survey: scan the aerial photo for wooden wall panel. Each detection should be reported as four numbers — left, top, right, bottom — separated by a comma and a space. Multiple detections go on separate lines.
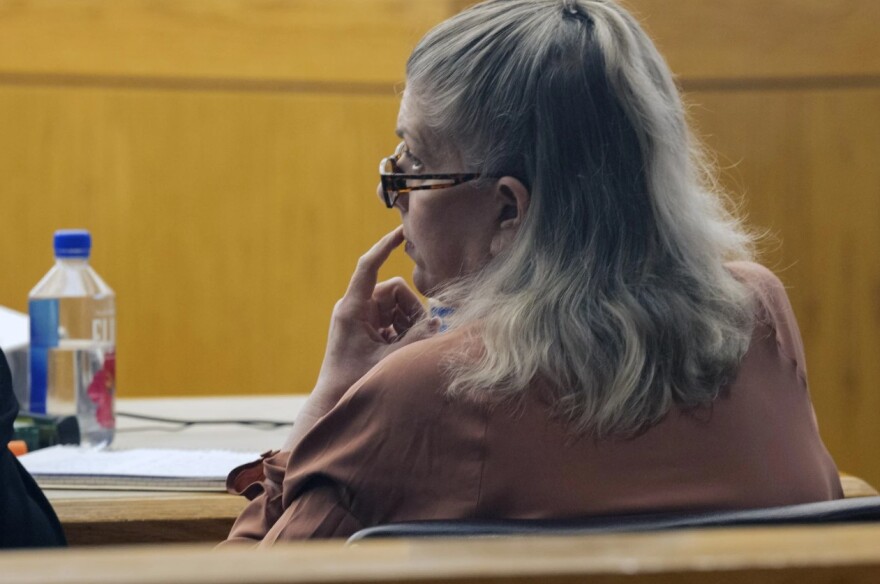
0, 86, 407, 395
446, 0, 880, 81
632, 0, 880, 81
685, 88, 880, 484
0, 0, 879, 484
0, 0, 452, 85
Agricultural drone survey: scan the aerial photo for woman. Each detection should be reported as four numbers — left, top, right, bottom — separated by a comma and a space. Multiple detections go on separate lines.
223, 0, 841, 544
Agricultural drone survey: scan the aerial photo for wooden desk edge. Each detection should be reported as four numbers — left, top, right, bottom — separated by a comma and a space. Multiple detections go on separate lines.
840, 473, 880, 498
46, 469, 877, 546
4, 524, 880, 584
48, 492, 247, 546
48, 492, 247, 522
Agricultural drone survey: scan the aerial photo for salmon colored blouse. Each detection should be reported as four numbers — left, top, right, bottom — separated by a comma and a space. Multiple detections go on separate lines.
221, 262, 841, 546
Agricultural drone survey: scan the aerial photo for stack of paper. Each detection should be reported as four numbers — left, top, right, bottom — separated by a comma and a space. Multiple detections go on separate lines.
19, 445, 259, 491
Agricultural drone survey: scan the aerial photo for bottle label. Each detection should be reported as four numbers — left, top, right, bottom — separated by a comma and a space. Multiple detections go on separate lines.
92, 314, 115, 343
29, 298, 60, 413
87, 351, 115, 429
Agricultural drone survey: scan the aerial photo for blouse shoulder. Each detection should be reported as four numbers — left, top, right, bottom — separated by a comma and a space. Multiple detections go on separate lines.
725, 261, 807, 383
343, 325, 481, 414
726, 261, 784, 296
278, 326, 488, 530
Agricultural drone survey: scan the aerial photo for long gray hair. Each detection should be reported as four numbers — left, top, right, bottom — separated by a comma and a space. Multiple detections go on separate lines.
407, 0, 756, 436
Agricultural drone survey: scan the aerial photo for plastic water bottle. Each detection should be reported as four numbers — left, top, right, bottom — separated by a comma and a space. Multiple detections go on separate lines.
29, 230, 116, 448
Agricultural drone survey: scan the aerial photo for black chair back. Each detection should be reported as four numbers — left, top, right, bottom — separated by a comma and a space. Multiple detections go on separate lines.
348, 496, 880, 543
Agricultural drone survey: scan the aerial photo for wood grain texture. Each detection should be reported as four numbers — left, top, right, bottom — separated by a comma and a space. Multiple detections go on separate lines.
42, 471, 874, 547
48, 492, 247, 545
0, 86, 408, 395
3, 0, 878, 88
5, 525, 880, 584
0, 0, 452, 85
840, 474, 880, 498
0, 0, 879, 488
443, 0, 880, 83
631, 0, 880, 82
686, 88, 880, 487
48, 492, 245, 523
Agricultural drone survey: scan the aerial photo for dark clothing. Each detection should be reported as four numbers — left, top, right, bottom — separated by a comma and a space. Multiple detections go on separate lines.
0, 347, 66, 548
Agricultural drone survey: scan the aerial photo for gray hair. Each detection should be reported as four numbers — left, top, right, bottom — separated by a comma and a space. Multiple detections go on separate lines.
407, 0, 756, 436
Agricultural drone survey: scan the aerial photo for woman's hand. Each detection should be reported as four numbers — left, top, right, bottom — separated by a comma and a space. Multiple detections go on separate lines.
317, 226, 438, 393
286, 227, 440, 450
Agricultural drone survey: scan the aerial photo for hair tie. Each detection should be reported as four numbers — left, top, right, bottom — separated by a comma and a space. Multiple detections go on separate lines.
562, 1, 594, 26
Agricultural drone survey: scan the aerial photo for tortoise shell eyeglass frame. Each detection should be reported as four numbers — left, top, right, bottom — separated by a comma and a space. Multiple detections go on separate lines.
378, 141, 482, 208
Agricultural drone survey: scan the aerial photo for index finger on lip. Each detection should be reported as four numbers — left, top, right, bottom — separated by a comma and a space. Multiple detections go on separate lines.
346, 226, 405, 299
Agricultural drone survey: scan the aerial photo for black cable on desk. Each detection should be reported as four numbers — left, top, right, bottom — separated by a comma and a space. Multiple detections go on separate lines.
116, 411, 292, 430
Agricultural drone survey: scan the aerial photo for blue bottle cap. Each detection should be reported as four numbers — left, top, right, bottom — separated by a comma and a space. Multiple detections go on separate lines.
54, 229, 92, 259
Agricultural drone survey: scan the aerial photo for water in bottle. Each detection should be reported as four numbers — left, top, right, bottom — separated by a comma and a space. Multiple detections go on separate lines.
29, 230, 116, 448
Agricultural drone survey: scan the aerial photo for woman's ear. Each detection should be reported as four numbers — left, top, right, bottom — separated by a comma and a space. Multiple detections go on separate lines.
490, 176, 530, 257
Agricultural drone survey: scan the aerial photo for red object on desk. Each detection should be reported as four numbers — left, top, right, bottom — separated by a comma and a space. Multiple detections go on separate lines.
7, 440, 28, 457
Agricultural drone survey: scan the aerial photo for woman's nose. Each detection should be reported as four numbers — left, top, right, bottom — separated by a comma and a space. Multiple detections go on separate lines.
375, 182, 385, 205
377, 183, 409, 213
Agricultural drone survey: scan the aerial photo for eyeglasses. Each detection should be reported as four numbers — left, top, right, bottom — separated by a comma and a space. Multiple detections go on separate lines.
378, 142, 481, 208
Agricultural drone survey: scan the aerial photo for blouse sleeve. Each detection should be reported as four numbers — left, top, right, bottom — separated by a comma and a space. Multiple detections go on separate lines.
728, 261, 808, 384
219, 450, 291, 546
221, 334, 486, 545
220, 446, 365, 545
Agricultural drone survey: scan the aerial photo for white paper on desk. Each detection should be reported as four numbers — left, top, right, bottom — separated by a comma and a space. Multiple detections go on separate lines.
19, 445, 260, 491
0, 305, 28, 347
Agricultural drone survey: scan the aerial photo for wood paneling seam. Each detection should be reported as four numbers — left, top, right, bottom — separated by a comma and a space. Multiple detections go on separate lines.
0, 72, 401, 96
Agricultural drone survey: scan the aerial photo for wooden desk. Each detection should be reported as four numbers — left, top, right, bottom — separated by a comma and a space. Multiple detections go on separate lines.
38, 396, 878, 547
840, 474, 880, 498
3, 525, 880, 584
48, 476, 877, 547
47, 491, 248, 545
43, 395, 304, 546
